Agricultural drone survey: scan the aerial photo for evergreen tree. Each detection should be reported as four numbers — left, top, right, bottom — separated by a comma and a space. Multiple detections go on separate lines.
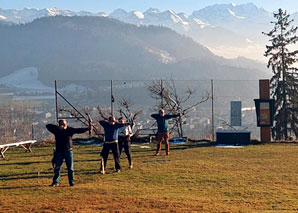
263, 9, 298, 140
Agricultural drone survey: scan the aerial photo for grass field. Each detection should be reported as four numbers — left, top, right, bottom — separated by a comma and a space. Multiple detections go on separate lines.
1, 141, 298, 212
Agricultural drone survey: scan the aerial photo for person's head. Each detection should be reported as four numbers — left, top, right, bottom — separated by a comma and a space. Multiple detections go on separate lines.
108, 116, 116, 124
159, 109, 165, 116
58, 119, 67, 129
118, 117, 125, 124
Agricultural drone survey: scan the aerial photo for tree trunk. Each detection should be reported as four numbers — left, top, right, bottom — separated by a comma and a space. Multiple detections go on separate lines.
281, 28, 288, 140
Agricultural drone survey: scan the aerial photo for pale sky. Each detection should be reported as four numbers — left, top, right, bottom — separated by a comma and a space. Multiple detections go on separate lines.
0, 0, 297, 14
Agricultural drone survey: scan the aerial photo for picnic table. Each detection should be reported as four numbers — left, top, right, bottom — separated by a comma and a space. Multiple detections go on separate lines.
0, 140, 37, 159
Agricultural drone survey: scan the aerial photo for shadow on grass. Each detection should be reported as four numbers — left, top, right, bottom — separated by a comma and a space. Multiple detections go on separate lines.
0, 168, 100, 182
171, 142, 216, 150
0, 185, 72, 190
0, 185, 40, 190
17, 153, 53, 158
0, 166, 119, 182
0, 182, 73, 190
0, 160, 50, 166
0, 171, 53, 181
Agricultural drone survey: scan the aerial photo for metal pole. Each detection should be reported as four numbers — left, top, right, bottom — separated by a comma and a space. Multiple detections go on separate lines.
31, 124, 34, 140
111, 80, 114, 116
55, 90, 100, 132
55, 80, 59, 123
56, 91, 88, 121
161, 79, 163, 109
211, 79, 215, 142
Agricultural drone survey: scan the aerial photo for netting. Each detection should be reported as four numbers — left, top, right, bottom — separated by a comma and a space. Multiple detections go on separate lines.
0, 79, 261, 143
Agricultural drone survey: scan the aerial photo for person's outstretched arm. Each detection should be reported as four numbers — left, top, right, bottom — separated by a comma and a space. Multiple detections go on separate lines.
99, 120, 107, 127
164, 113, 181, 120
70, 127, 89, 134
151, 114, 159, 119
115, 122, 127, 129
46, 124, 58, 134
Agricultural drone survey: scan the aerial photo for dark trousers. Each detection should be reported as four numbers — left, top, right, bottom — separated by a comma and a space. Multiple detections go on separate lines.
118, 135, 132, 166
52, 150, 74, 185
100, 142, 121, 170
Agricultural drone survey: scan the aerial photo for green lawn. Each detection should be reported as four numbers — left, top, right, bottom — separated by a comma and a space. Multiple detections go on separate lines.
1, 142, 298, 212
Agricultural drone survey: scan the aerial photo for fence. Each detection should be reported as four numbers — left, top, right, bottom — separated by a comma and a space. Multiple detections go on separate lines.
0, 79, 261, 143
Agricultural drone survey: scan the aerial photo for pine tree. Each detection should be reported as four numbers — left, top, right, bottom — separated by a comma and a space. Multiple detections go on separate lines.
263, 9, 298, 140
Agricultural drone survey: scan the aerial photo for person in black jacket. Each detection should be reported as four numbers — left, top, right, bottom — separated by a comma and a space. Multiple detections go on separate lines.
46, 119, 90, 187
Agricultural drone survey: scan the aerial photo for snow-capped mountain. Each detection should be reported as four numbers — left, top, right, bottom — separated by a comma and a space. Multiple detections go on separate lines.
1, 4, 296, 33
107, 6, 254, 57
191, 3, 271, 23
191, 3, 272, 38
110, 9, 145, 25
109, 9, 129, 20
0, 7, 106, 23
0, 3, 281, 29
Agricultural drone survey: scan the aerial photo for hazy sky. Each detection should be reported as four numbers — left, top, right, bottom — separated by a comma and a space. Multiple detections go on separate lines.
0, 0, 297, 14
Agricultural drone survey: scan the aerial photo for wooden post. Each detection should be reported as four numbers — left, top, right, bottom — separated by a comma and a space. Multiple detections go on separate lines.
259, 79, 271, 142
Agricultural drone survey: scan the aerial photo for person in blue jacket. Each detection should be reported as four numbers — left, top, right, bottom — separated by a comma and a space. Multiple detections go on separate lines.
151, 109, 181, 156
99, 116, 130, 173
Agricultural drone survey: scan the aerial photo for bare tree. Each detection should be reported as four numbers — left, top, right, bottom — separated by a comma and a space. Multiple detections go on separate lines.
0, 104, 35, 143
96, 106, 111, 121
58, 106, 101, 136
147, 79, 210, 137
117, 98, 142, 126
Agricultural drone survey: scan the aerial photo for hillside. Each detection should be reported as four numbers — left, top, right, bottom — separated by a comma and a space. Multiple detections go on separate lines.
0, 16, 270, 85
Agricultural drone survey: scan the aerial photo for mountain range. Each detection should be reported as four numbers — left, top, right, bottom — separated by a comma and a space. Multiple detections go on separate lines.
0, 3, 297, 61
0, 15, 271, 86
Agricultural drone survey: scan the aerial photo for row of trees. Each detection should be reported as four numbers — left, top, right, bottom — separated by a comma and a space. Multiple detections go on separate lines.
0, 105, 34, 143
